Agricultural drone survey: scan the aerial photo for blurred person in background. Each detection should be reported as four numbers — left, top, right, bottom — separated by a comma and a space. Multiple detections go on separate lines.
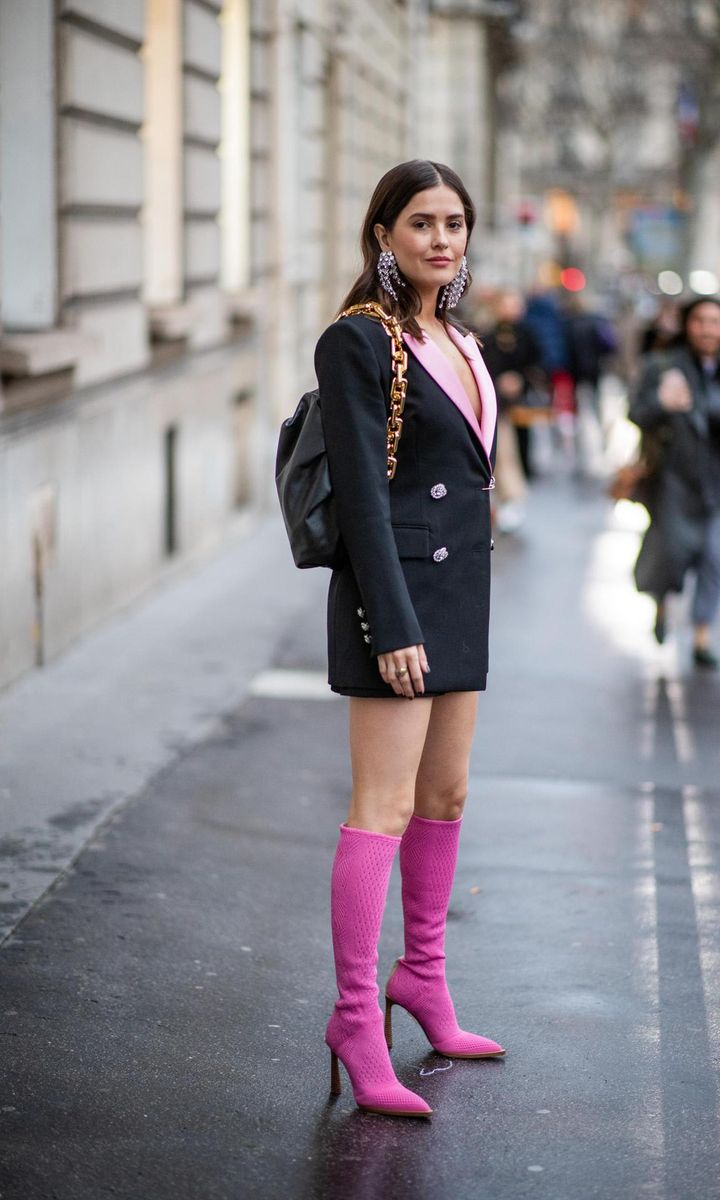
481, 290, 544, 532
525, 290, 576, 458
565, 295, 619, 469
640, 296, 682, 356
629, 296, 720, 668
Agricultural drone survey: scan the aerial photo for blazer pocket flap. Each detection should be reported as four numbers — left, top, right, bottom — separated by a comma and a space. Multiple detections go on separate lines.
392, 524, 430, 559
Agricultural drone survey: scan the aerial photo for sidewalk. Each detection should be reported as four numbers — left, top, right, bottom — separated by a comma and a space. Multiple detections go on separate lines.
1, 475, 719, 1200
0, 514, 325, 944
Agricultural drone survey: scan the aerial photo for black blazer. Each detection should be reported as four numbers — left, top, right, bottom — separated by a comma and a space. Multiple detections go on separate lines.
315, 312, 497, 696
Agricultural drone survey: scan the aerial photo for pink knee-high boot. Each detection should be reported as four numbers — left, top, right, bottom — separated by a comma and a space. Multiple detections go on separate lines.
325, 825, 432, 1116
384, 814, 505, 1059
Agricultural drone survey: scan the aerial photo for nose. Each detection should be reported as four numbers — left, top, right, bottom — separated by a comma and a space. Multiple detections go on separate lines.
432, 229, 449, 249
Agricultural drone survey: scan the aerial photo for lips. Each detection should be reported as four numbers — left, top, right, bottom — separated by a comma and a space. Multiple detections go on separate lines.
427, 258, 452, 265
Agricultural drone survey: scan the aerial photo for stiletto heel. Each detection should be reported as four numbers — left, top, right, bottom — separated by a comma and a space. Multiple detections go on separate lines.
384, 997, 394, 1049
330, 1050, 341, 1096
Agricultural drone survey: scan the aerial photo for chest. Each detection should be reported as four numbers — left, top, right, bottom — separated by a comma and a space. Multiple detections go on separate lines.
425, 335, 482, 423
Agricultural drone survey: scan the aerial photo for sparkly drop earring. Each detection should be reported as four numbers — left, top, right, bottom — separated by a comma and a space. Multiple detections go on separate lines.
377, 250, 405, 302
439, 255, 469, 310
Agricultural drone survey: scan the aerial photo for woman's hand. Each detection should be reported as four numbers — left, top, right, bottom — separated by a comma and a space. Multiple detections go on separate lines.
377, 645, 430, 698
658, 368, 692, 412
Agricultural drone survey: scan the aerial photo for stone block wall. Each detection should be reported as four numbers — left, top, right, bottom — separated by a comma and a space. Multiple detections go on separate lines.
58, 3, 149, 386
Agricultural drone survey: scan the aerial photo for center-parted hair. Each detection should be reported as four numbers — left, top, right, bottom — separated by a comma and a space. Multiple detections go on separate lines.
339, 159, 477, 340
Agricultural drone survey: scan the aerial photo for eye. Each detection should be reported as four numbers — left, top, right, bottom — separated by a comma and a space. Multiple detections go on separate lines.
413, 221, 428, 229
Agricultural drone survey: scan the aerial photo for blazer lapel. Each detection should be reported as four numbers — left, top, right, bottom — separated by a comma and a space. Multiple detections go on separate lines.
403, 328, 497, 463
449, 325, 497, 461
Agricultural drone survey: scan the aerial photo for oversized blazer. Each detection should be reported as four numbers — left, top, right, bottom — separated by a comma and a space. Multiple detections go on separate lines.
315, 311, 498, 696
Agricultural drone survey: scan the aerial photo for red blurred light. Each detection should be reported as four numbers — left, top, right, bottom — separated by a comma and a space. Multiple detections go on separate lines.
560, 267, 586, 292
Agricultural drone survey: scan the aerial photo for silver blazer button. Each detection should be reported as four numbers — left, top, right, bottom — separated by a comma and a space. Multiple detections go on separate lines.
433, 546, 449, 563
430, 483, 447, 499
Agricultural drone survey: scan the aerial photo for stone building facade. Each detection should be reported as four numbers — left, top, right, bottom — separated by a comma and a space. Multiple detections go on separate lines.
0, 0, 511, 689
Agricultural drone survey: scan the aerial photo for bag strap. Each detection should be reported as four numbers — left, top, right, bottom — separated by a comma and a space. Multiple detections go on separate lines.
336, 301, 408, 480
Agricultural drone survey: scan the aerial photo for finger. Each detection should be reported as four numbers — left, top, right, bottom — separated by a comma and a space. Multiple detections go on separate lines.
392, 657, 415, 698
390, 671, 406, 697
408, 656, 425, 695
420, 649, 430, 673
382, 655, 405, 695
398, 654, 421, 698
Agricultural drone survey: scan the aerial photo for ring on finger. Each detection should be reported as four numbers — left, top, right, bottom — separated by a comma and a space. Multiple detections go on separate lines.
395, 666, 408, 678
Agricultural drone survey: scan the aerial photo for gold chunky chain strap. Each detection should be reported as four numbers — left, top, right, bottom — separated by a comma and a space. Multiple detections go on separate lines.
337, 301, 408, 480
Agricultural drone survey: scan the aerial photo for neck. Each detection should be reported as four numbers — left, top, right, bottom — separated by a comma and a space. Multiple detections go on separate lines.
418, 292, 442, 329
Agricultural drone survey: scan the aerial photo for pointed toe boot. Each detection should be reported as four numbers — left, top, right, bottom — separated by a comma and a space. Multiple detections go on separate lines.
326, 825, 432, 1117
385, 814, 505, 1060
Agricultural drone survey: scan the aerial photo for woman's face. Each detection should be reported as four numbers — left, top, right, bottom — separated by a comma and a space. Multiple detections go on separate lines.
686, 302, 720, 358
374, 184, 468, 297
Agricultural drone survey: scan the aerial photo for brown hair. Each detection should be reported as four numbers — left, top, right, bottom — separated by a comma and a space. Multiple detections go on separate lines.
339, 159, 477, 340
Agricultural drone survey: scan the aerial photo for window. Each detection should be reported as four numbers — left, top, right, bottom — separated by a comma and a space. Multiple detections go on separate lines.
219, 0, 251, 293
0, 0, 57, 330
142, 0, 183, 308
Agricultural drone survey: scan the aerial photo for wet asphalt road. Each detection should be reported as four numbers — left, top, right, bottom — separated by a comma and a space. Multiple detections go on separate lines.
1, 476, 719, 1200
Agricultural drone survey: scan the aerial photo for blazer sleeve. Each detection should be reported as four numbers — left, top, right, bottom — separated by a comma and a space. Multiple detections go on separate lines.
315, 317, 425, 656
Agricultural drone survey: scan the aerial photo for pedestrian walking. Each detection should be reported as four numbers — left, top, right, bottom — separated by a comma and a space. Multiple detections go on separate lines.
565, 296, 618, 469
629, 296, 720, 667
313, 160, 505, 1118
525, 290, 576, 459
481, 289, 544, 531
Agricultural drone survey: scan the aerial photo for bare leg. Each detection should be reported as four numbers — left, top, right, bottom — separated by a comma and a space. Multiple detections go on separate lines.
413, 691, 479, 820
384, 690, 504, 1057
347, 696, 434, 836
326, 695, 437, 1115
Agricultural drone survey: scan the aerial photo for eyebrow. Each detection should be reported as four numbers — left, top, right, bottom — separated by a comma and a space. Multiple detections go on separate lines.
407, 211, 465, 220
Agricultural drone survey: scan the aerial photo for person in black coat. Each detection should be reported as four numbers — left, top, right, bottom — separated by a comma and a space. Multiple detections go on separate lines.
629, 296, 720, 667
311, 160, 504, 1121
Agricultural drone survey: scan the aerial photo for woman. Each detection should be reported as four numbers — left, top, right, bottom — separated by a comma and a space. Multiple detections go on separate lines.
314, 160, 505, 1120
630, 295, 720, 667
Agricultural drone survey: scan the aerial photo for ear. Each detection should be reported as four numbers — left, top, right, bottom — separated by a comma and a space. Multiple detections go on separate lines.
373, 223, 391, 253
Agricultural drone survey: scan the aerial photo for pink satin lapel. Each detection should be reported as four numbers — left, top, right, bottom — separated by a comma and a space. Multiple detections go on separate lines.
449, 326, 497, 460
403, 328, 496, 461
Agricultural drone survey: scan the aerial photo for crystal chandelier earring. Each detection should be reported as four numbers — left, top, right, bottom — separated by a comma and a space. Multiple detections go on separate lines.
439, 255, 469, 310
377, 250, 405, 301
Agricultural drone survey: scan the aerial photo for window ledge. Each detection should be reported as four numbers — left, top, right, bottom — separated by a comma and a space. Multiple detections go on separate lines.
149, 304, 193, 343
225, 287, 259, 325
0, 329, 86, 378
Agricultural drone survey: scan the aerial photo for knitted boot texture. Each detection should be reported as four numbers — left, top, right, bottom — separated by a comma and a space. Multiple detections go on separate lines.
385, 814, 504, 1058
326, 824, 431, 1115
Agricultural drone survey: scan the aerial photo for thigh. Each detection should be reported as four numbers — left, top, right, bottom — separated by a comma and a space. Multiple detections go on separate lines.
347, 696, 434, 835
414, 691, 479, 819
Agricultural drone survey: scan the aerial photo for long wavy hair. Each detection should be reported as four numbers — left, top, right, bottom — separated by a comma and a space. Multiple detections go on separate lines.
339, 159, 476, 340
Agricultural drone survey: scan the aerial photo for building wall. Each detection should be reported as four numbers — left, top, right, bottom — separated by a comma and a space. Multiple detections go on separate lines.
0, 0, 256, 689
0, 0, 502, 690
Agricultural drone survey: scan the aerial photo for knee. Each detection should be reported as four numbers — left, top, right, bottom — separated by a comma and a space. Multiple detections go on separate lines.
348, 789, 416, 839
415, 778, 468, 822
